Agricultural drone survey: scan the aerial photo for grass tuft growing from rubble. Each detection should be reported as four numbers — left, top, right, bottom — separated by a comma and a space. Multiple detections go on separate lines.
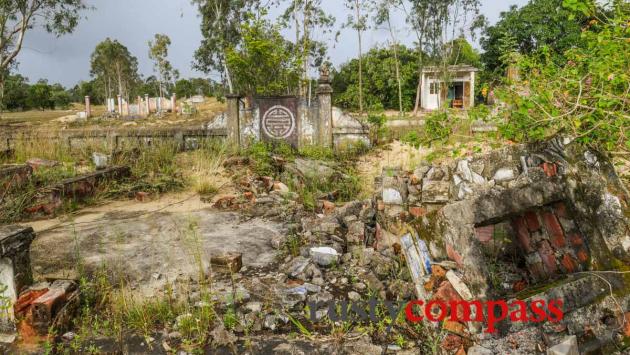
241, 141, 365, 211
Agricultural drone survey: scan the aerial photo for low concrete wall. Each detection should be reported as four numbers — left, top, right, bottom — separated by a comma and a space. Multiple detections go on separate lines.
1, 127, 227, 153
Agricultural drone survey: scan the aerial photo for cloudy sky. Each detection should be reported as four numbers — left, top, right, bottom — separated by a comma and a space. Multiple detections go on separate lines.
16, 0, 527, 88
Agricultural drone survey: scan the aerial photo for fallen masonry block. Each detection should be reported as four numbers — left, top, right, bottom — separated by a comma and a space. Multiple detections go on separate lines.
309, 247, 339, 267
31, 280, 78, 335
547, 335, 578, 355
421, 181, 450, 203
52, 166, 131, 200
210, 252, 243, 273
16, 280, 79, 339
0, 225, 36, 343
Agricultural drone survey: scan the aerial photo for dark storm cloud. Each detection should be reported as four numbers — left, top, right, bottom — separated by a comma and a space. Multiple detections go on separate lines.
16, 0, 527, 88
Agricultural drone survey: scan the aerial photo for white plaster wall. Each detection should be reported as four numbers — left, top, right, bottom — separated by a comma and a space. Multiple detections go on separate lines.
0, 258, 16, 325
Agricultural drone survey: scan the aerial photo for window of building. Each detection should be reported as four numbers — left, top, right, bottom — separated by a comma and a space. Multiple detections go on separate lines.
430, 82, 438, 95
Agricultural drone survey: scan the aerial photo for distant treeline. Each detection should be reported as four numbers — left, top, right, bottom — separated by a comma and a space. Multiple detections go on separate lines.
1, 75, 221, 111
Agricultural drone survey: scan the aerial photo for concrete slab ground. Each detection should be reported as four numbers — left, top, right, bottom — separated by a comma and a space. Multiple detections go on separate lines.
28, 193, 285, 297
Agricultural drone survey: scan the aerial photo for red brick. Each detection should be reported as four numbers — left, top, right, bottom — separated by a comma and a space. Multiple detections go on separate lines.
446, 244, 464, 266
542, 211, 566, 248
554, 202, 568, 218
623, 313, 630, 337
135, 191, 150, 202
322, 200, 335, 215
31, 288, 68, 334
409, 206, 428, 218
433, 281, 463, 303
443, 320, 466, 335
540, 162, 558, 177
14, 288, 49, 317
569, 234, 584, 247
576, 248, 589, 263
441, 334, 464, 352
475, 225, 494, 243
432, 265, 447, 278
561, 254, 578, 273
512, 217, 534, 253
513, 280, 528, 292
524, 211, 541, 231
213, 195, 237, 209
538, 241, 558, 275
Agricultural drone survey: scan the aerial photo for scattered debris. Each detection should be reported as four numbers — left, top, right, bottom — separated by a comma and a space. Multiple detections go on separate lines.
210, 252, 243, 273
309, 247, 339, 267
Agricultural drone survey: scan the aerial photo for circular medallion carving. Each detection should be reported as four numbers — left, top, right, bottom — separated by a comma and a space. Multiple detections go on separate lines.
262, 105, 295, 139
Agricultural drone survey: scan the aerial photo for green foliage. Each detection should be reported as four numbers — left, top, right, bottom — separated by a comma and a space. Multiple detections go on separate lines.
2, 73, 29, 110
333, 45, 420, 111
4, 80, 72, 110
481, 0, 587, 77
423, 111, 453, 143
148, 34, 179, 97
401, 111, 456, 147
446, 37, 481, 67
90, 38, 140, 100
243, 141, 280, 176
299, 145, 335, 161
0, 0, 88, 87
400, 131, 423, 148
2, 79, 73, 111
192, 0, 256, 92
174, 78, 220, 98
225, 13, 301, 96
467, 104, 491, 122
496, 0, 630, 152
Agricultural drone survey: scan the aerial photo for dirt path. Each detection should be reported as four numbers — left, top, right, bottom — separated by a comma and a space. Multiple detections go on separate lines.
30, 192, 286, 297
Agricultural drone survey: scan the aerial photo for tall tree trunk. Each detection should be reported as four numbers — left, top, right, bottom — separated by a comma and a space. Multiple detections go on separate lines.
412, 42, 426, 115
222, 50, 234, 94
116, 62, 123, 99
355, 0, 364, 113
0, 76, 5, 113
386, 16, 403, 116
302, 3, 310, 98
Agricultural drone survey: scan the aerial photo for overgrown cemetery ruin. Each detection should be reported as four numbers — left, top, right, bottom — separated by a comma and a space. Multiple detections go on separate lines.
0, 0, 628, 354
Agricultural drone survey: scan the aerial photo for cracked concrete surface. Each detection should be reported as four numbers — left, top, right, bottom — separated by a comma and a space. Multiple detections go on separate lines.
29, 193, 285, 296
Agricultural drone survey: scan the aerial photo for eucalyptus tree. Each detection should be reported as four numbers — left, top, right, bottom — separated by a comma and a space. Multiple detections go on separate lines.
0, 0, 88, 103
276, 0, 336, 96
343, 0, 368, 113
148, 34, 179, 100
372, 0, 404, 115
192, 0, 258, 94
90, 38, 140, 101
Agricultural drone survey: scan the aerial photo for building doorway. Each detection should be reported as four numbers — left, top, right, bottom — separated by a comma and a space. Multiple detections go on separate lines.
448, 82, 464, 108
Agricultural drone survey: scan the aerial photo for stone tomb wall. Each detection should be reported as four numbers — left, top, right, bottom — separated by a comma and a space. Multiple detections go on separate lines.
376, 138, 630, 352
